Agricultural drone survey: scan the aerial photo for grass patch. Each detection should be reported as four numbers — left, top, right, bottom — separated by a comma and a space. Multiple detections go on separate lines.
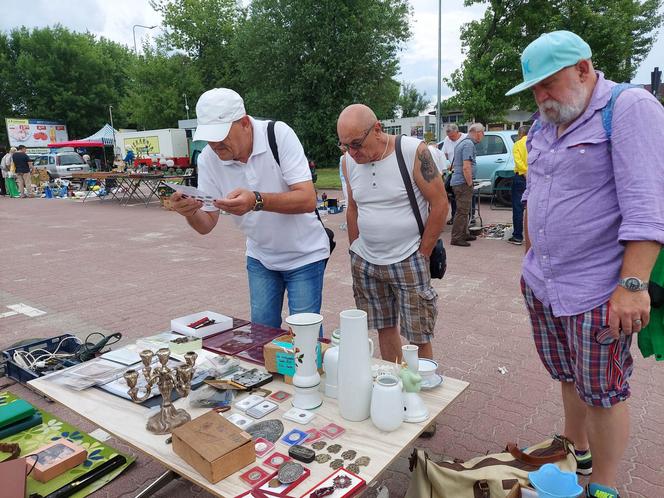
315, 167, 342, 190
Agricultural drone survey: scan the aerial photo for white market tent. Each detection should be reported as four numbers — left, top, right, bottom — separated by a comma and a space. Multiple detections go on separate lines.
82, 123, 117, 146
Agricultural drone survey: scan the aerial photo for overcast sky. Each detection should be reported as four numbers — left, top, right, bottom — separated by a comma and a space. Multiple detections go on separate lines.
1, 0, 662, 103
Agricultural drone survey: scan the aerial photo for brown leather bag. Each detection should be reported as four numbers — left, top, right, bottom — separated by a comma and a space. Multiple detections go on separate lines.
405, 435, 577, 498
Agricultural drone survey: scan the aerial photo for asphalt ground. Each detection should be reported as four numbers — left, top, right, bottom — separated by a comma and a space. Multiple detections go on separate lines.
1, 192, 662, 497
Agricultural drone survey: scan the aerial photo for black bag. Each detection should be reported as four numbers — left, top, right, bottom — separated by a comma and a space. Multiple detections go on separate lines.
267, 121, 335, 255
395, 135, 446, 279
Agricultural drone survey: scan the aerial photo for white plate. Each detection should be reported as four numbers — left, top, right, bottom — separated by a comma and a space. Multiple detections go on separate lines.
421, 373, 443, 390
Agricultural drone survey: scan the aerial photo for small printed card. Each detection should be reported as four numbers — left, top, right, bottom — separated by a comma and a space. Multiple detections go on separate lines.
254, 437, 275, 457
320, 423, 345, 440
281, 428, 309, 447
239, 466, 271, 486
269, 390, 292, 403
304, 428, 324, 443
165, 183, 215, 206
264, 452, 291, 470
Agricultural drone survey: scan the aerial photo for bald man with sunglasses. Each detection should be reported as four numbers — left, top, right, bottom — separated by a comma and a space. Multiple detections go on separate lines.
338, 104, 448, 363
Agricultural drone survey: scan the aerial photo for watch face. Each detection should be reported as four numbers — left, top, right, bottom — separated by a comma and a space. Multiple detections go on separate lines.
625, 277, 641, 291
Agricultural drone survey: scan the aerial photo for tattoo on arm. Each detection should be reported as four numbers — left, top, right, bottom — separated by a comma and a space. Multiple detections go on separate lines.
418, 148, 437, 182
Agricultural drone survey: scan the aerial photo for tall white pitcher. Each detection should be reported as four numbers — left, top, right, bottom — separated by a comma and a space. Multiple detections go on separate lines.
337, 309, 374, 421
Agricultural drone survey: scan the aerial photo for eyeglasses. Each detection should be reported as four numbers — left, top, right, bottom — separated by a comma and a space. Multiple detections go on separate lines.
338, 123, 376, 152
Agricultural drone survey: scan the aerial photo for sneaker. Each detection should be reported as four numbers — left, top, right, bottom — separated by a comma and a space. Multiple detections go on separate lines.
465, 235, 477, 241
451, 240, 471, 247
575, 448, 592, 476
469, 218, 477, 227
507, 237, 523, 245
586, 483, 620, 498
446, 219, 454, 225
419, 423, 436, 438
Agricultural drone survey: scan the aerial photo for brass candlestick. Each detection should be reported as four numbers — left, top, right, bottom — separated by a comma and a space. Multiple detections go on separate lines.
123, 348, 197, 435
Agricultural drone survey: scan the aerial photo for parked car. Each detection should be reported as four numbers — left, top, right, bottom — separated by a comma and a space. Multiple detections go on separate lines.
33, 152, 89, 179
475, 131, 518, 205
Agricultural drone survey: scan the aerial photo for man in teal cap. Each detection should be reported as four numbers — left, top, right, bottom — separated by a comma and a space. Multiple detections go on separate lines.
507, 31, 664, 498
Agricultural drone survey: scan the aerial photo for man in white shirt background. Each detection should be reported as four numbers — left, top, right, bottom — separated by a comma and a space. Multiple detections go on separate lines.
439, 124, 467, 224
171, 88, 330, 329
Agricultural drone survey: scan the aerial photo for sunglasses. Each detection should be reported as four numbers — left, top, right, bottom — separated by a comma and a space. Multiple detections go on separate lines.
338, 123, 375, 152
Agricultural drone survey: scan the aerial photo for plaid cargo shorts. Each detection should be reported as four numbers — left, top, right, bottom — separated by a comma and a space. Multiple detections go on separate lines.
350, 250, 438, 344
521, 277, 633, 407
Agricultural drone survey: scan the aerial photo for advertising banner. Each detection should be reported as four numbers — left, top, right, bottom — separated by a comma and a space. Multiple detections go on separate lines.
5, 118, 68, 148
123, 136, 160, 155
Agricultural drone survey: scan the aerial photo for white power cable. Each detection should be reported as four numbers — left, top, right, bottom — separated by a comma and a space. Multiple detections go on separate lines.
12, 336, 82, 371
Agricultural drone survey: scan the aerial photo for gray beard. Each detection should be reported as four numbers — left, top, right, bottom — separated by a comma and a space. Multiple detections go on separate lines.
538, 89, 589, 125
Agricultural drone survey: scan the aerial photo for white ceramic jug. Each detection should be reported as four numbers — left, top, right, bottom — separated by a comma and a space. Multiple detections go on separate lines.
337, 309, 374, 421
323, 345, 339, 398
370, 374, 404, 432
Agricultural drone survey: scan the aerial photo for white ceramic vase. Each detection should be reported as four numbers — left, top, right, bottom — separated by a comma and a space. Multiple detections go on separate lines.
337, 309, 374, 421
285, 313, 324, 410
370, 374, 404, 432
323, 345, 339, 398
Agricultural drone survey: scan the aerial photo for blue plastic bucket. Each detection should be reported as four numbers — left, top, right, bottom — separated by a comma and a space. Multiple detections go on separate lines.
528, 464, 583, 498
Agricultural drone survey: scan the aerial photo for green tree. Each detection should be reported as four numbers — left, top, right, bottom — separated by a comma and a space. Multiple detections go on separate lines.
448, 0, 664, 123
234, 0, 411, 165
150, 0, 243, 89
0, 25, 132, 143
120, 47, 204, 130
397, 82, 428, 117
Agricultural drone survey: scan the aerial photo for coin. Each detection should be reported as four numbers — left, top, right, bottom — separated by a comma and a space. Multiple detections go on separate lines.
347, 463, 361, 474
278, 461, 304, 484
312, 441, 327, 451
341, 449, 357, 460
330, 458, 344, 470
327, 444, 342, 454
315, 453, 331, 464
356, 456, 371, 466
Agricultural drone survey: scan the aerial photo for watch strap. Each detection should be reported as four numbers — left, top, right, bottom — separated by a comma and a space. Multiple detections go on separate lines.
252, 191, 264, 211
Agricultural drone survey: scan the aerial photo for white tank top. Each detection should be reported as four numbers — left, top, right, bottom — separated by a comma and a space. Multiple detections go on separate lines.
347, 136, 428, 265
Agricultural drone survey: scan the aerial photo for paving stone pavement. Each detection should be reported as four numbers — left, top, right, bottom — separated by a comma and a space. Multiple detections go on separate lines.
1, 193, 663, 497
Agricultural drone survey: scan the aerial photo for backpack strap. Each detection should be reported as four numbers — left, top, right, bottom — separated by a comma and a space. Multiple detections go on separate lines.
601, 83, 638, 142
267, 120, 280, 166
395, 135, 425, 236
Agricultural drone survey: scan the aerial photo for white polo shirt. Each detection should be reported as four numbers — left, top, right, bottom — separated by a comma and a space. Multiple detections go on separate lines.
198, 118, 330, 271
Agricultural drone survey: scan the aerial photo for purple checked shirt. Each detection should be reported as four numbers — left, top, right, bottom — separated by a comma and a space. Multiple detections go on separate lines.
523, 72, 664, 317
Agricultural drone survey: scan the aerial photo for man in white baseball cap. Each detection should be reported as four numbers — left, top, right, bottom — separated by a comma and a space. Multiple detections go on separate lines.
172, 88, 331, 330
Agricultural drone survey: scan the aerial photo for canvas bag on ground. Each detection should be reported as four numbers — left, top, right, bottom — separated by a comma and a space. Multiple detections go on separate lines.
405, 435, 576, 498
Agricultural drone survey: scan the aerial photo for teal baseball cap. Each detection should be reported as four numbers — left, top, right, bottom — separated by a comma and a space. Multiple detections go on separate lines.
505, 31, 592, 96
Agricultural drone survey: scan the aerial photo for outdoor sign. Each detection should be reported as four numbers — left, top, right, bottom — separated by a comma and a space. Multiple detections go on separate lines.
123, 136, 160, 155
5, 118, 68, 148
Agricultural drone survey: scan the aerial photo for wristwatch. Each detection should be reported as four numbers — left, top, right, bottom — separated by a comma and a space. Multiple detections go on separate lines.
252, 191, 264, 211
618, 277, 649, 292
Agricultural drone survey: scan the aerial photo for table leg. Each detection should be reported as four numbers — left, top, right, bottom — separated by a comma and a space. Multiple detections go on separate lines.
134, 470, 181, 498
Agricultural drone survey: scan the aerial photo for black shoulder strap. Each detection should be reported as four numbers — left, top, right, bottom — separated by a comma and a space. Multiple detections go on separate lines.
268, 120, 326, 226
395, 135, 425, 236
267, 121, 280, 166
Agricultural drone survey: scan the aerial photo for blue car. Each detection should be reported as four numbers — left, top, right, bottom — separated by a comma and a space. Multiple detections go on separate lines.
474, 130, 518, 205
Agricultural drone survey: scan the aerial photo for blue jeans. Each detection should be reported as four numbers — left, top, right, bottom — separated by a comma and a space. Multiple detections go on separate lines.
511, 174, 527, 240
247, 256, 326, 330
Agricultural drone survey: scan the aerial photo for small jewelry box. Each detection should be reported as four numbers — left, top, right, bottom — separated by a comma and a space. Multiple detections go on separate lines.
25, 439, 87, 483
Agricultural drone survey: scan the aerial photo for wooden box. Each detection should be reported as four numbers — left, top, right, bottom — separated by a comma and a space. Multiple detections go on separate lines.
172, 410, 255, 483
26, 439, 87, 483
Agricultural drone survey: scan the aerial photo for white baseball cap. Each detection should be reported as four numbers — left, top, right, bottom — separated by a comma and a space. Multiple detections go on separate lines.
193, 88, 246, 142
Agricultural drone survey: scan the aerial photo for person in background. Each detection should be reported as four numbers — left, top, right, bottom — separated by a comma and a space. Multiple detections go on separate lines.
124, 149, 135, 168
427, 140, 446, 174
440, 124, 467, 224
508, 125, 530, 245
1, 147, 19, 198
12, 145, 33, 198
0, 147, 7, 196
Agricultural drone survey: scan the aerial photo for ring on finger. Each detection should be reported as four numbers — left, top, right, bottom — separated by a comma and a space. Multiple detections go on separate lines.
634, 319, 642, 326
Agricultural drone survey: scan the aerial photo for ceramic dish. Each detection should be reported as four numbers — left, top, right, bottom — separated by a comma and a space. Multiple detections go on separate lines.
420, 373, 443, 390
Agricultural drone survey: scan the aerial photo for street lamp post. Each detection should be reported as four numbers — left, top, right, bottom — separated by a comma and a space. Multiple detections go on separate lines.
436, 0, 442, 142
132, 24, 158, 56
109, 105, 116, 156
183, 93, 190, 120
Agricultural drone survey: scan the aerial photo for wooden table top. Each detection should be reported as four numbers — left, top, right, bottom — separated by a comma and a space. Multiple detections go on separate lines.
30, 352, 468, 497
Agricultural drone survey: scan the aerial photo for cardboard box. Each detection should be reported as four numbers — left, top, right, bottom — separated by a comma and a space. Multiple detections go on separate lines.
172, 410, 255, 483
263, 335, 329, 384
26, 439, 87, 483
